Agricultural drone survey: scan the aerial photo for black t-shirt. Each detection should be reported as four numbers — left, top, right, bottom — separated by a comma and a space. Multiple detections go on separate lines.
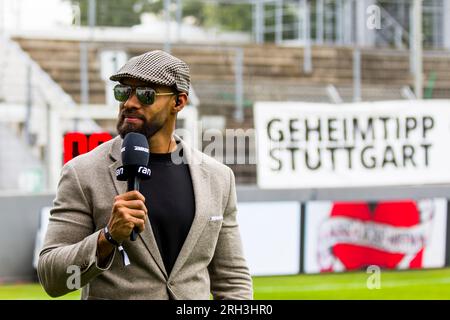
139, 143, 195, 275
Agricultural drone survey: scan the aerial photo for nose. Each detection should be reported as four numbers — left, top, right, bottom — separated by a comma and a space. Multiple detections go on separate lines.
123, 90, 141, 110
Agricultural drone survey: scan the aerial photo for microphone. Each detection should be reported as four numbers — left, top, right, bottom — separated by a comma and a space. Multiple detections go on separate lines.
115, 133, 152, 241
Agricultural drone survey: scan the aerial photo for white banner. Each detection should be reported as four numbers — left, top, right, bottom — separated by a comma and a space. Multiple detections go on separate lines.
254, 100, 450, 188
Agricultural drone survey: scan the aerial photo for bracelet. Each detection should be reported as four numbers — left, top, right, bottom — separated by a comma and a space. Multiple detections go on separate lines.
103, 226, 120, 247
102, 226, 130, 266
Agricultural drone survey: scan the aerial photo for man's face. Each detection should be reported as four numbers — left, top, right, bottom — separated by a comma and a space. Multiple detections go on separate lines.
116, 78, 175, 139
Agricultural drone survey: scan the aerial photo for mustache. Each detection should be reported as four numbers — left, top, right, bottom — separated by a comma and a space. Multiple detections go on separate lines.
120, 110, 146, 120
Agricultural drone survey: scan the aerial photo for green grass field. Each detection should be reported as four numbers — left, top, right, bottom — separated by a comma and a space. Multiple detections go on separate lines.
1, 268, 450, 300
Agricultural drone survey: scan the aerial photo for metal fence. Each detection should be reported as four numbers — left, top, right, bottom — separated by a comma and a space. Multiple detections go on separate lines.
1, 1, 449, 49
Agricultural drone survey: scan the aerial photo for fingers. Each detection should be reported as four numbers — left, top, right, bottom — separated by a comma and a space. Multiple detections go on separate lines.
109, 191, 148, 241
115, 190, 145, 202
114, 199, 147, 215
126, 208, 147, 220
113, 206, 146, 224
128, 216, 145, 233
119, 215, 145, 233
108, 210, 146, 241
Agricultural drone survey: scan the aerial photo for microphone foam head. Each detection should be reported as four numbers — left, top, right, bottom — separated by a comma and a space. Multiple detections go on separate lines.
121, 132, 150, 166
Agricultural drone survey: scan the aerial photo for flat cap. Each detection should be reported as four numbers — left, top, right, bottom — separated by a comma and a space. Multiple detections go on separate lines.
110, 50, 190, 94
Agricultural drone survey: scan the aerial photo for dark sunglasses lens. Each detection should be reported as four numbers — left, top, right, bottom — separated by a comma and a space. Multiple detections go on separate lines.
136, 88, 156, 105
114, 85, 131, 102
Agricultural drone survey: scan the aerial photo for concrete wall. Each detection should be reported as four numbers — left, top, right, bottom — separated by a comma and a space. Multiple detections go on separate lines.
0, 194, 54, 283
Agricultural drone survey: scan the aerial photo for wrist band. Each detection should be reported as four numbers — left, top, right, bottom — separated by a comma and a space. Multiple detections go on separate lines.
103, 226, 120, 246
103, 226, 130, 266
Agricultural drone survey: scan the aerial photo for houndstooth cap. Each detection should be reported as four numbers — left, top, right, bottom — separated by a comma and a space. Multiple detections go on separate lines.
110, 50, 190, 94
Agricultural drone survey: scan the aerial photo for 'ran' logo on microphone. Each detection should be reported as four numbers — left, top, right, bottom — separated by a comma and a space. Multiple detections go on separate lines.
138, 166, 151, 177
134, 146, 149, 153
116, 167, 124, 176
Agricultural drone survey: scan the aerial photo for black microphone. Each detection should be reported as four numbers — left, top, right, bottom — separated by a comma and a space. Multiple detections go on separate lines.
115, 133, 152, 241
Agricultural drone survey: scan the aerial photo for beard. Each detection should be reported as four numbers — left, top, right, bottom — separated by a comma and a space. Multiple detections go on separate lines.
116, 109, 165, 139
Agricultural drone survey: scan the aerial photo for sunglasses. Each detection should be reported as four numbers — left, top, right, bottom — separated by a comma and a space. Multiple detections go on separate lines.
113, 84, 175, 105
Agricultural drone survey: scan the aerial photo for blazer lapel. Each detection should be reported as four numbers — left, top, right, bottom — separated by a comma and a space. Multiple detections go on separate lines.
169, 137, 211, 279
108, 136, 168, 278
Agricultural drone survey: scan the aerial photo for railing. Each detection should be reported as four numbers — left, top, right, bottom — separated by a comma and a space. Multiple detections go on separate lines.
376, 4, 410, 49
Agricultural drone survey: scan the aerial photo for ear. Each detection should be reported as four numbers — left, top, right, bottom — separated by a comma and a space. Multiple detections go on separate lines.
173, 93, 188, 113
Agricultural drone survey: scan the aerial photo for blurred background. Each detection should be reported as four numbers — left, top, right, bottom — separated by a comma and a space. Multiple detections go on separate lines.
0, 0, 450, 299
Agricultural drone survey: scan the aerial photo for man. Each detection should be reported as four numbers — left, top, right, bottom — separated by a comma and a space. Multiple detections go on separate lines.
38, 50, 253, 300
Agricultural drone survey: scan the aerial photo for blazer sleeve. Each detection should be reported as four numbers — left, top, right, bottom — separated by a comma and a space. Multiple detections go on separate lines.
208, 167, 253, 300
37, 162, 115, 298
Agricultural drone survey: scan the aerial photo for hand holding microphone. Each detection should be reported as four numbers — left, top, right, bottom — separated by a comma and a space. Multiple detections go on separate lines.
108, 133, 152, 243
107, 190, 147, 244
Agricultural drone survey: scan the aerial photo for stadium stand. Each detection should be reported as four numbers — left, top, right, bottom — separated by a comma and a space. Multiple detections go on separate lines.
11, 37, 450, 184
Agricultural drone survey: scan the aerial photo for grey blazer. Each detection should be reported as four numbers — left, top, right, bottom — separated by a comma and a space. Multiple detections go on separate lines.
38, 135, 253, 300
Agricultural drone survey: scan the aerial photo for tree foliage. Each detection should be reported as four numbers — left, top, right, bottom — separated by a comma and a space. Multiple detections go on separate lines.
66, 0, 254, 32
68, 0, 140, 27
